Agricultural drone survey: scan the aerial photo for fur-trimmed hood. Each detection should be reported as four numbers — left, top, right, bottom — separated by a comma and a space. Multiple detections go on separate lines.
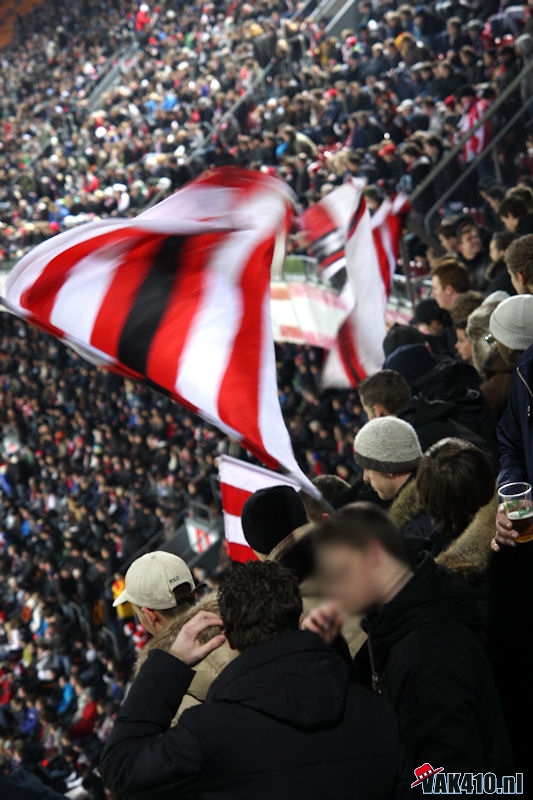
389, 478, 423, 530
436, 494, 497, 582
134, 593, 236, 721
389, 478, 496, 584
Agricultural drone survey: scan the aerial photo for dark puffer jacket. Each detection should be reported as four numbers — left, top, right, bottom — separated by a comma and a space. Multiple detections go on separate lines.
361, 554, 514, 775
101, 631, 412, 800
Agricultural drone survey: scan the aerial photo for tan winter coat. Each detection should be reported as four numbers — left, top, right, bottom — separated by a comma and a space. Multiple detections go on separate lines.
135, 594, 237, 723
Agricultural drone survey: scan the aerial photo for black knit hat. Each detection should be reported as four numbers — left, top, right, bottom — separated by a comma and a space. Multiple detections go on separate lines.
241, 486, 308, 556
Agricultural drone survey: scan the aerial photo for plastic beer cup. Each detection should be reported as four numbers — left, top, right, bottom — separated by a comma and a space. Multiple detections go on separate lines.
499, 482, 533, 544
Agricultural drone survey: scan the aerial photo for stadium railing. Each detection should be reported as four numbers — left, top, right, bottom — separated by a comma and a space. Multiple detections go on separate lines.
408, 56, 533, 231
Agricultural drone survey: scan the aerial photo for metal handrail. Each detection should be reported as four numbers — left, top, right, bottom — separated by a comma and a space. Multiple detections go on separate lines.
423, 92, 533, 231
191, 0, 322, 156
410, 57, 533, 207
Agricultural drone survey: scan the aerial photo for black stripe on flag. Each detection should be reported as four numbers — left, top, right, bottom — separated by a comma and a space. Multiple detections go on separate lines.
118, 235, 184, 375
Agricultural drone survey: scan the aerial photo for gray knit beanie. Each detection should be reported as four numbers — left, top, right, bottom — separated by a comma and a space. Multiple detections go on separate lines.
489, 295, 533, 352
353, 417, 422, 474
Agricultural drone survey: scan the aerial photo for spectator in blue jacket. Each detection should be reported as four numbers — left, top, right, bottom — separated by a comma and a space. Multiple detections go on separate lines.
57, 675, 76, 718
489, 297, 533, 544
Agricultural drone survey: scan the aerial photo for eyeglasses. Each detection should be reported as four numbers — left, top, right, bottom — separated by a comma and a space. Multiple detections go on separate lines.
485, 333, 496, 345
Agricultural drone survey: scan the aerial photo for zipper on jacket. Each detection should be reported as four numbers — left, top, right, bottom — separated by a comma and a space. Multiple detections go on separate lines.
517, 366, 533, 421
368, 638, 381, 694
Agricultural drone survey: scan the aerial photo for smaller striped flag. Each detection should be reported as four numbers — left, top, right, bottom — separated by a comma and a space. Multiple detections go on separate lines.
370, 192, 410, 296
185, 519, 219, 555
301, 179, 387, 389
218, 455, 301, 563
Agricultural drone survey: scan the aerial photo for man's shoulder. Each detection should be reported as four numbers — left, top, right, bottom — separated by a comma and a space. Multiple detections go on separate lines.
517, 343, 533, 372
188, 641, 237, 702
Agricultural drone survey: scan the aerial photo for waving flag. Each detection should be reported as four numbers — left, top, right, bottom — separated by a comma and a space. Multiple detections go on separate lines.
370, 193, 409, 296
218, 455, 301, 563
298, 188, 349, 277
300, 179, 387, 388
1, 168, 317, 494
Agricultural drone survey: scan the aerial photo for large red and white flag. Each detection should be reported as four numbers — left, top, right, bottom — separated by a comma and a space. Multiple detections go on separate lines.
1, 168, 317, 494
300, 179, 387, 388
218, 455, 301, 563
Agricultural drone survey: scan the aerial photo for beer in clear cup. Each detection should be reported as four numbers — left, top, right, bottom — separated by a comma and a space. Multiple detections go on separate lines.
498, 482, 533, 544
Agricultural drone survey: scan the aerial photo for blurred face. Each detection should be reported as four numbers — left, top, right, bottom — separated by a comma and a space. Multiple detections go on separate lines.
508, 268, 526, 295
455, 328, 472, 362
431, 276, 452, 309
501, 214, 519, 233
457, 227, 482, 259
489, 238, 501, 262
316, 543, 378, 613
363, 468, 398, 500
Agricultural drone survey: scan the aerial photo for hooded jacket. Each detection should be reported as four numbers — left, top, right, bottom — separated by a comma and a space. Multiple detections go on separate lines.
434, 495, 497, 583
409, 359, 498, 457
101, 632, 412, 800
389, 476, 433, 556
134, 595, 236, 720
400, 395, 494, 456
363, 554, 513, 774
498, 344, 533, 485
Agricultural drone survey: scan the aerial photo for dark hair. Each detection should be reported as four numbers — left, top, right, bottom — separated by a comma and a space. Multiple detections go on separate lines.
300, 475, 350, 524
505, 234, 533, 283
218, 561, 302, 651
449, 290, 484, 329
436, 220, 457, 240
159, 582, 196, 620
431, 258, 472, 293
507, 185, 533, 210
425, 133, 443, 150
313, 502, 408, 564
383, 324, 426, 357
416, 438, 495, 536
499, 196, 528, 221
359, 369, 411, 414
491, 230, 515, 254
402, 142, 422, 158
483, 184, 506, 202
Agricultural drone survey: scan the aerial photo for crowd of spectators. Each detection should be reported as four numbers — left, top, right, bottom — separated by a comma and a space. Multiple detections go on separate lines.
2, 0, 533, 796
2, 0, 533, 263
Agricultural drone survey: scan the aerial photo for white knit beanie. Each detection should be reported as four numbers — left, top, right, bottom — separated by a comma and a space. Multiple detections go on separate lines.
489, 295, 533, 352
353, 417, 422, 474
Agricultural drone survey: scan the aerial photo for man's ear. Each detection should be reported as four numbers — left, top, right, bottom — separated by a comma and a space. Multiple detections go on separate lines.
517, 271, 527, 287
141, 607, 157, 627
365, 537, 382, 567
373, 403, 388, 417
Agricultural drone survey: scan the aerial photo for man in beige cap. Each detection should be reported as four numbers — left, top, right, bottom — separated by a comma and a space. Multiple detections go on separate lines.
114, 551, 235, 718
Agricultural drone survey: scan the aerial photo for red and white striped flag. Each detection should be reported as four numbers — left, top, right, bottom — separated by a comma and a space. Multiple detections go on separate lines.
185, 519, 218, 555
1, 168, 317, 494
370, 193, 409, 296
301, 179, 387, 388
218, 455, 301, 563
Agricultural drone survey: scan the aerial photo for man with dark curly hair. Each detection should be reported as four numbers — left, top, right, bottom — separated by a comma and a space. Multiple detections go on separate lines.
101, 561, 411, 799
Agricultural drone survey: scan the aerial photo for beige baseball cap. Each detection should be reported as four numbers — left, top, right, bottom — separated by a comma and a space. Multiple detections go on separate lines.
113, 551, 195, 610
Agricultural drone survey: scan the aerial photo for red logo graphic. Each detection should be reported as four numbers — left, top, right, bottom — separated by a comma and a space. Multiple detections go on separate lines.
411, 763, 444, 788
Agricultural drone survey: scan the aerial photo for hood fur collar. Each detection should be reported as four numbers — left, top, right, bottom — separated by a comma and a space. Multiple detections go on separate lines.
435, 494, 497, 582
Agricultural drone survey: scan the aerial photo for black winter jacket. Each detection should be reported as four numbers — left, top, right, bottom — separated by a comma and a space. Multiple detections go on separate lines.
101, 632, 412, 800
362, 554, 514, 775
